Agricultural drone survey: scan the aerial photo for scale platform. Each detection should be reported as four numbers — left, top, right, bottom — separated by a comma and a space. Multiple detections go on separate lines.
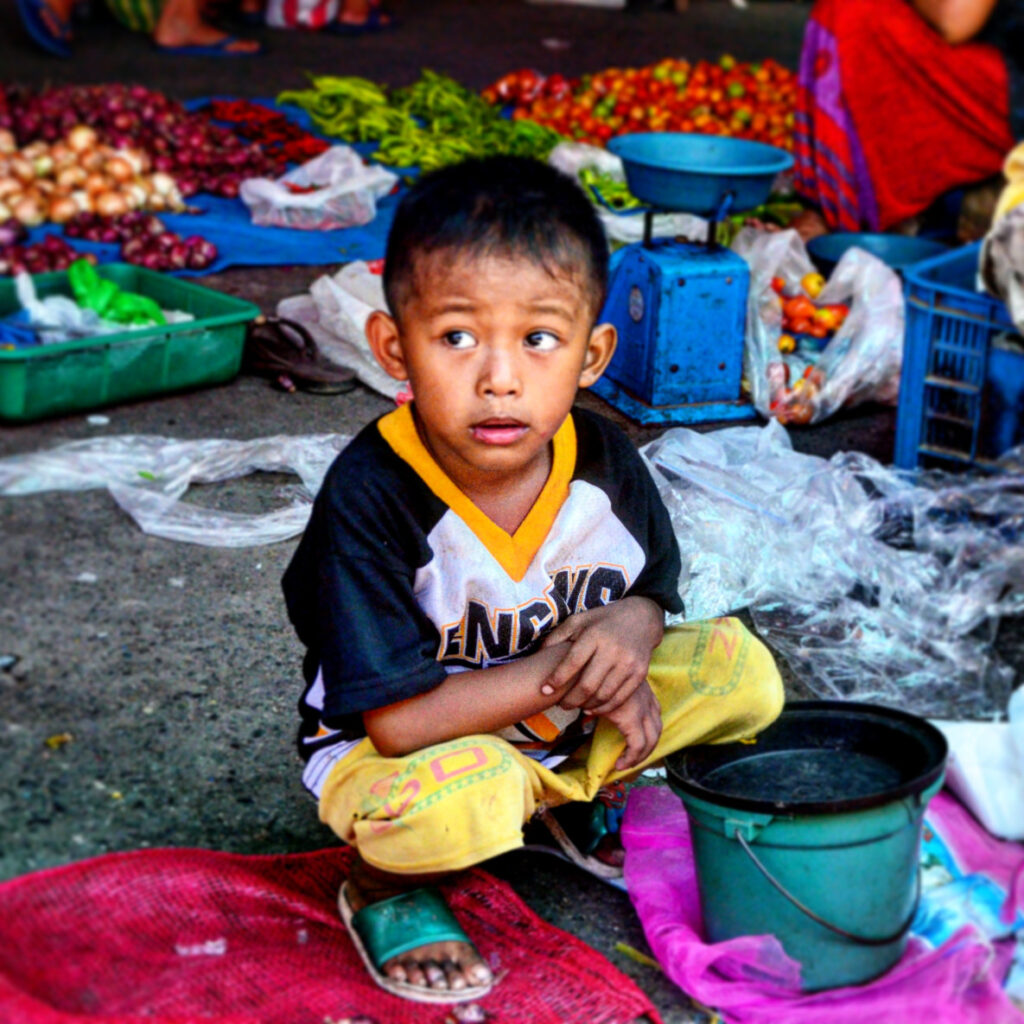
593, 132, 793, 426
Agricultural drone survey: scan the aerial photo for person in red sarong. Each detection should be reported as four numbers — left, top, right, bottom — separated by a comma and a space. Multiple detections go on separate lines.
794, 0, 1023, 236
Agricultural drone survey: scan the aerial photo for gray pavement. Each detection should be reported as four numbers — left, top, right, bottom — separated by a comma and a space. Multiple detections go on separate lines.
0, 3, 1006, 1022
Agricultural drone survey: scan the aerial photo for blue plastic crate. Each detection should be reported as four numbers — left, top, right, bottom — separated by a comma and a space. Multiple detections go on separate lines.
894, 242, 1024, 470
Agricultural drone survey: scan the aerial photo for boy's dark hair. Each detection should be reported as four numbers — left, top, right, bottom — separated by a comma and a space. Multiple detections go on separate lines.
383, 155, 609, 322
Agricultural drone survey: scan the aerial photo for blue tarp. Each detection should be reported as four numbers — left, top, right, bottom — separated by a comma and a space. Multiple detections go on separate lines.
23, 97, 405, 276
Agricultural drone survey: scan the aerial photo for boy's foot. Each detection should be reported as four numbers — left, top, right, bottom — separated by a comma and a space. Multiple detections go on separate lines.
524, 783, 628, 883
341, 859, 494, 1003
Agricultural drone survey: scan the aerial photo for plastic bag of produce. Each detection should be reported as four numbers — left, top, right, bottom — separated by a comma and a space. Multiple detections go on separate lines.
733, 227, 904, 426
239, 145, 398, 231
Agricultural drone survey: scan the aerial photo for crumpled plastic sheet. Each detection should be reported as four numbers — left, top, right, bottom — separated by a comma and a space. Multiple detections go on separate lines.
0, 433, 349, 547
642, 420, 1024, 719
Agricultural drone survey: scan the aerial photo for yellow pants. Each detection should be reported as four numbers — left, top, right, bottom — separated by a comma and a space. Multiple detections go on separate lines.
319, 617, 784, 875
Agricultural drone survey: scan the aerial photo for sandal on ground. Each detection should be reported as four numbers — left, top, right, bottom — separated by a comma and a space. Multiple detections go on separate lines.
338, 882, 494, 1005
523, 782, 628, 884
154, 34, 264, 57
243, 315, 357, 395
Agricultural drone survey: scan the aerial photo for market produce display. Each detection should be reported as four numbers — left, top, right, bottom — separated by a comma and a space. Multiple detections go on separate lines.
0, 220, 87, 275
0, 124, 184, 230
65, 211, 218, 272
0, 56, 802, 280
278, 71, 562, 171
201, 100, 332, 167
483, 56, 797, 151
0, 84, 284, 200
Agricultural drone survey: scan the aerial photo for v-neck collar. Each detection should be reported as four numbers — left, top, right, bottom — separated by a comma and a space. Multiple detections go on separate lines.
378, 403, 577, 582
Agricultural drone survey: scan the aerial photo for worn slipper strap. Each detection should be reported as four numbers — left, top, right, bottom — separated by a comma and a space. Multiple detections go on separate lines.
350, 887, 471, 967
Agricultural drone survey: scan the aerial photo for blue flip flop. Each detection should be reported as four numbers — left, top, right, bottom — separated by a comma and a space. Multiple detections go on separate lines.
16, 0, 72, 57
154, 34, 263, 57
325, 8, 396, 35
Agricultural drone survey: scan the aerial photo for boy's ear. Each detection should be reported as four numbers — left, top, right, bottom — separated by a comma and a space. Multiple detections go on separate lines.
365, 310, 409, 382
578, 322, 617, 389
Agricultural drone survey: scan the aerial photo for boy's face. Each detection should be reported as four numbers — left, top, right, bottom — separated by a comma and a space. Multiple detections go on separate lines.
367, 249, 616, 499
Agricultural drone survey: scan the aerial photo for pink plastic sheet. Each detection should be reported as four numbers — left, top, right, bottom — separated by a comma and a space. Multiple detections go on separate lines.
622, 786, 1024, 1024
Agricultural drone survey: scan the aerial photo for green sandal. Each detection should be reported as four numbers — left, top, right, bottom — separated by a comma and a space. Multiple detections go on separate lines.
338, 882, 494, 1004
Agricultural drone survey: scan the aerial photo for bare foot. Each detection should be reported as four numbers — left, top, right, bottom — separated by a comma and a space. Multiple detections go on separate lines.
346, 857, 493, 995
153, 0, 260, 52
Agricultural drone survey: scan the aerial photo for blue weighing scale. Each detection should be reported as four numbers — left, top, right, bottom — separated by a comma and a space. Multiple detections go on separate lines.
592, 133, 794, 426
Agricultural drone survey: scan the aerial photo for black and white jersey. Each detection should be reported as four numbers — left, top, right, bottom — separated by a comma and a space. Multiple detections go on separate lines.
283, 402, 683, 796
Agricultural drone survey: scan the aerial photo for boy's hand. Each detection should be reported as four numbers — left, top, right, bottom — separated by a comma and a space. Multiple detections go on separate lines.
539, 596, 664, 715
603, 680, 662, 771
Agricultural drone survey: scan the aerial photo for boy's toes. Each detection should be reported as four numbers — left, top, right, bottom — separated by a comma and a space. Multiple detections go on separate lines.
424, 960, 449, 989
465, 960, 494, 986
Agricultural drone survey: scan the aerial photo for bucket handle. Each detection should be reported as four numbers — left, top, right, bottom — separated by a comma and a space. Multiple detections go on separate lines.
733, 829, 920, 947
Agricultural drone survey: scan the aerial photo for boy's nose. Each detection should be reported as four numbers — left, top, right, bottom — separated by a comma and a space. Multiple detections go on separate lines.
479, 348, 521, 397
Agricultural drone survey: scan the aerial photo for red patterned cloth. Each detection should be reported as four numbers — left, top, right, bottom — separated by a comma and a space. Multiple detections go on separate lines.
0, 846, 660, 1024
795, 0, 1015, 230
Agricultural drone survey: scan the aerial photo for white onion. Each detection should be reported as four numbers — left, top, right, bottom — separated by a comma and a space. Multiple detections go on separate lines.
85, 171, 110, 196
94, 190, 129, 217
12, 195, 45, 227
48, 196, 78, 223
105, 155, 134, 183
56, 165, 88, 189
9, 157, 35, 185
67, 125, 99, 153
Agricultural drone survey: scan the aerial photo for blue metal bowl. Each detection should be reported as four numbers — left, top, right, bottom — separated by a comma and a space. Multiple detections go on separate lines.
807, 232, 949, 277
607, 132, 794, 216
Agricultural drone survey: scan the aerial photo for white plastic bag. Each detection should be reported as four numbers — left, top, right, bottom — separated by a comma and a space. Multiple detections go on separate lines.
0, 433, 349, 547
931, 716, 1024, 840
277, 260, 405, 400
732, 227, 905, 425
15, 271, 103, 342
239, 146, 398, 231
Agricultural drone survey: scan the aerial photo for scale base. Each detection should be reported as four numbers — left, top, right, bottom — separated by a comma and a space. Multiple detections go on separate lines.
590, 374, 757, 426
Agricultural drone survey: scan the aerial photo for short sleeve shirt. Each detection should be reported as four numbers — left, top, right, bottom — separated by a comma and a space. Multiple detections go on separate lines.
282, 403, 683, 792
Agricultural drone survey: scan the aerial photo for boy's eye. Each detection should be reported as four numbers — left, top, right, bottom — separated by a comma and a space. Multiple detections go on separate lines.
524, 331, 559, 351
442, 330, 476, 349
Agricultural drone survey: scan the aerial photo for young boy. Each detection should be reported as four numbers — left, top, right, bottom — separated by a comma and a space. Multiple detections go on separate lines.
282, 156, 784, 1004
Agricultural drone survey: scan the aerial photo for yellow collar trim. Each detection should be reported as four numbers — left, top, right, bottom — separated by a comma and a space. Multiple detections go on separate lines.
378, 403, 576, 582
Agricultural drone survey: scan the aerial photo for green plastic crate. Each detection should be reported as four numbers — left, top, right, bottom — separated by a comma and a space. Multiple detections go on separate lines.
0, 264, 260, 422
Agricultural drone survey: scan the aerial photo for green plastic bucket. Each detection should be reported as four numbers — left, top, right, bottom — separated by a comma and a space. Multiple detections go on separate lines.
666, 700, 947, 992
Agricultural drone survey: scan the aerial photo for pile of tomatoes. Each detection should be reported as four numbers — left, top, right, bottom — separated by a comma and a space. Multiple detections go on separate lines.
482, 56, 797, 150
774, 272, 850, 351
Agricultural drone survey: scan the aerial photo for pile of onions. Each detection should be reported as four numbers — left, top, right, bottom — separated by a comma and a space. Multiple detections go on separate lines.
0, 232, 87, 276
0, 124, 186, 228
65, 210, 218, 272
0, 84, 284, 200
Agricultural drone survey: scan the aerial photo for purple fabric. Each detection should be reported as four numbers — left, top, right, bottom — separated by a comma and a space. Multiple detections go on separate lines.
795, 16, 879, 229
622, 786, 1024, 1024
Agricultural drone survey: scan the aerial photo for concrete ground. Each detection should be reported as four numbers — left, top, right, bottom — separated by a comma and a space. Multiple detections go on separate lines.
0, 3, 1009, 1022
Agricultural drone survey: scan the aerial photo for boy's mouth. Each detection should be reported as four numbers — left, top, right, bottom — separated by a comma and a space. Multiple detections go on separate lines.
471, 417, 529, 445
